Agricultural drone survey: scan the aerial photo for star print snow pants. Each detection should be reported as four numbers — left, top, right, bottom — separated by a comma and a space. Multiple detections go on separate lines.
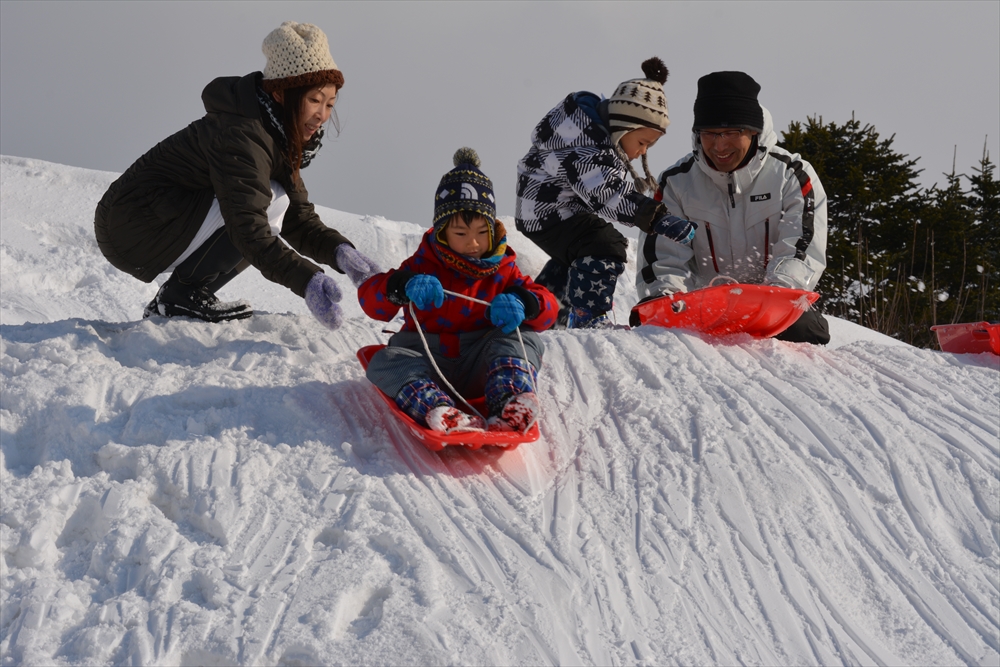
523, 212, 627, 315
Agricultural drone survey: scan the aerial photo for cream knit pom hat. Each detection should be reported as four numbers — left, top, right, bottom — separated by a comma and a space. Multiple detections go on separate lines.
261, 22, 344, 93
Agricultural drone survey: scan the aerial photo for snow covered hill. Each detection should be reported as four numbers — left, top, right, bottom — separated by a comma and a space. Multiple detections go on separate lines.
2, 156, 998, 666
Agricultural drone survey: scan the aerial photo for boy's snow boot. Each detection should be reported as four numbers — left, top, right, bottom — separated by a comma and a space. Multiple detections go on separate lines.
426, 406, 487, 433
485, 357, 537, 425
485, 357, 536, 413
143, 280, 252, 323
396, 377, 486, 431
487, 392, 540, 433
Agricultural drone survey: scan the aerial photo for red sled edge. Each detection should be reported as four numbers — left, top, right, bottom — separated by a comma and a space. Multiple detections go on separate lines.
930, 322, 1000, 355
630, 284, 819, 338
356, 345, 540, 451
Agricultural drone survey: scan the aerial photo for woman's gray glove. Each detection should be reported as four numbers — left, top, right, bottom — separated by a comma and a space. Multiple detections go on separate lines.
305, 272, 343, 330
336, 245, 382, 287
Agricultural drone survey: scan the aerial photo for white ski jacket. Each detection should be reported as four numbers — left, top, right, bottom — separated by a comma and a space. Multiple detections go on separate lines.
636, 108, 827, 298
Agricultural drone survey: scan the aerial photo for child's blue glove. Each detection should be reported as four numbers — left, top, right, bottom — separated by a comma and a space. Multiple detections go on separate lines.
405, 274, 445, 310
305, 272, 343, 330
653, 214, 698, 245
489, 293, 526, 334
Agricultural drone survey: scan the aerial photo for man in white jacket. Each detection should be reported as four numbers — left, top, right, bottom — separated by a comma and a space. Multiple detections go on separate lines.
635, 71, 830, 344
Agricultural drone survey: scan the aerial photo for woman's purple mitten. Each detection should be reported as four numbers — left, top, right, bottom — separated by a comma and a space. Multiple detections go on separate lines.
336, 244, 382, 287
305, 272, 343, 330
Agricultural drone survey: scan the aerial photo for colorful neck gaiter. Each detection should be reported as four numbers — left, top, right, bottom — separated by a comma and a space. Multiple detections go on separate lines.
430, 220, 509, 280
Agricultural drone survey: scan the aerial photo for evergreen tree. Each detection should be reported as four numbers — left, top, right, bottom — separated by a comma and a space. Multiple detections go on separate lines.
910, 165, 976, 343
897, 145, 997, 346
782, 117, 996, 347
781, 115, 924, 331
966, 143, 1000, 322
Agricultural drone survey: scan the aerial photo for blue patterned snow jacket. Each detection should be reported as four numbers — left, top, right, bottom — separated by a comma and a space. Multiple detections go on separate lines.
515, 92, 664, 235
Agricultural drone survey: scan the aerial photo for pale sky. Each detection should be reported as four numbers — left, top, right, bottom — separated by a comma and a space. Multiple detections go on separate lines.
2, 1, 998, 227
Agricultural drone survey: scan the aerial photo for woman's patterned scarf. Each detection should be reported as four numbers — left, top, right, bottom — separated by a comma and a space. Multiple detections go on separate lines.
256, 86, 323, 169
430, 220, 509, 279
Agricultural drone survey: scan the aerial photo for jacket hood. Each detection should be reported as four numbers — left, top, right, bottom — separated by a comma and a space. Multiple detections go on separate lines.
202, 72, 263, 119
530, 92, 613, 152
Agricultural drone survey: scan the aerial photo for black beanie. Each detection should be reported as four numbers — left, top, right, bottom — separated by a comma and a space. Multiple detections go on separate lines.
692, 71, 764, 133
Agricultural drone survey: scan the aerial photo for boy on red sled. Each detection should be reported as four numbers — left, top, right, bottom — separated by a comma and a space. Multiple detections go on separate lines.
358, 149, 558, 433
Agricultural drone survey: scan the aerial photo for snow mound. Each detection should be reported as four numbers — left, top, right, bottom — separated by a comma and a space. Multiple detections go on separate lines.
2, 157, 998, 666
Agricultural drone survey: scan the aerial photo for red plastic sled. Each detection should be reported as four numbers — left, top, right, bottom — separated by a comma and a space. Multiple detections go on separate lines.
930, 322, 1000, 355
630, 284, 820, 338
356, 345, 540, 452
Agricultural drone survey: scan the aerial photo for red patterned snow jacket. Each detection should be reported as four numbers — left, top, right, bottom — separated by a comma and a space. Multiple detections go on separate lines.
358, 229, 558, 357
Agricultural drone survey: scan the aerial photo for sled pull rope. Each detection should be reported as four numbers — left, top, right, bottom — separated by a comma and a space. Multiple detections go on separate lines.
441, 291, 535, 405
408, 289, 537, 431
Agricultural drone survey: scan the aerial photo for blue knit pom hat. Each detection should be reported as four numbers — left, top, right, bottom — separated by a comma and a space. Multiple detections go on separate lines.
433, 148, 496, 230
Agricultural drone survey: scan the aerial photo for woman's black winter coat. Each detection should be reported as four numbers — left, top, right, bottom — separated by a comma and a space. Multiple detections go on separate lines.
94, 72, 350, 298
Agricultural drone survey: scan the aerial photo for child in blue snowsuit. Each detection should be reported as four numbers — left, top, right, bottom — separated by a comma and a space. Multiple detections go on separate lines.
514, 57, 697, 329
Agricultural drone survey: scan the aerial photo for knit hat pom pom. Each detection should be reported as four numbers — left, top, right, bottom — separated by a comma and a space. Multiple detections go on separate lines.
453, 147, 481, 168
641, 57, 669, 85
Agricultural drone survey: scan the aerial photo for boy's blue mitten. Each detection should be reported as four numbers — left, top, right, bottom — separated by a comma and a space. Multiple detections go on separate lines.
653, 214, 698, 245
405, 274, 445, 310
336, 244, 382, 287
305, 271, 343, 330
489, 293, 526, 334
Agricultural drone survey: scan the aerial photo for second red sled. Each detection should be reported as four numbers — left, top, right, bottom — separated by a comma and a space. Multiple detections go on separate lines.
630, 283, 820, 338
930, 322, 1000, 355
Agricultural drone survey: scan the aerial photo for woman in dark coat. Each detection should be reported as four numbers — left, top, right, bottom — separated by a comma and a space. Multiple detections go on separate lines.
94, 21, 379, 326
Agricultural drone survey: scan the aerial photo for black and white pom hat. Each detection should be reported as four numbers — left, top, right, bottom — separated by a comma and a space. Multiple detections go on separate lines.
607, 57, 671, 145
433, 148, 496, 229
